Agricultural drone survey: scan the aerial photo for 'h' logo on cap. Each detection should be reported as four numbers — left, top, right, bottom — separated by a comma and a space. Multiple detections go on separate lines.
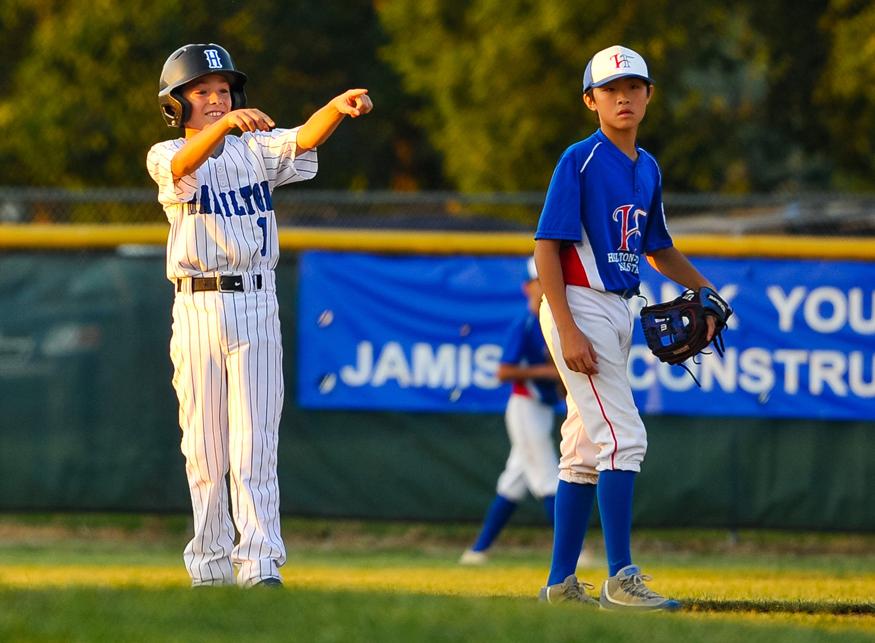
204, 49, 223, 69
610, 53, 634, 69
583, 45, 651, 92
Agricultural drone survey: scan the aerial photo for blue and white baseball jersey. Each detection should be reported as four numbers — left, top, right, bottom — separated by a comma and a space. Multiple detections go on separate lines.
147, 128, 318, 281
501, 310, 560, 406
535, 129, 673, 294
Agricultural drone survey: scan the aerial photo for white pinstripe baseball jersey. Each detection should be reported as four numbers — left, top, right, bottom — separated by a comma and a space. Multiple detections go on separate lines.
147, 127, 317, 279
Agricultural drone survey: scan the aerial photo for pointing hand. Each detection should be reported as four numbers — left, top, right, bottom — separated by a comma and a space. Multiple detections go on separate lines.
332, 89, 373, 118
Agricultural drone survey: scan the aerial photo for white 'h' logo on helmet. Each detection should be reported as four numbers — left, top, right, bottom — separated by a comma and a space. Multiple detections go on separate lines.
204, 49, 223, 69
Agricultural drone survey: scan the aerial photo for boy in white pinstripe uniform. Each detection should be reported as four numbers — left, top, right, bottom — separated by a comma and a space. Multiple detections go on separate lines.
147, 43, 372, 588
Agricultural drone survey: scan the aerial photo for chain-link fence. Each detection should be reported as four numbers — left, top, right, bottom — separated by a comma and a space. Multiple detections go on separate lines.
1, 187, 874, 235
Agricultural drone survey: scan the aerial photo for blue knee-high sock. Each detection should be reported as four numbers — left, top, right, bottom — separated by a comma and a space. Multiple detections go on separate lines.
546, 481, 596, 585
541, 494, 556, 527
472, 495, 517, 552
597, 470, 636, 576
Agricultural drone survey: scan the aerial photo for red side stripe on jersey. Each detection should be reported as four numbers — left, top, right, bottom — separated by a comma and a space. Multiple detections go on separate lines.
511, 381, 531, 397
587, 374, 618, 469
560, 245, 590, 287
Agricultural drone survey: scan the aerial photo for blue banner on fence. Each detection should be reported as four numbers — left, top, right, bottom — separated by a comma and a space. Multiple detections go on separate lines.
297, 251, 875, 420
297, 252, 525, 412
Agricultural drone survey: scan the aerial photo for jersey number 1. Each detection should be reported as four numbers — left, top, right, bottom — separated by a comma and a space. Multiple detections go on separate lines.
256, 216, 268, 257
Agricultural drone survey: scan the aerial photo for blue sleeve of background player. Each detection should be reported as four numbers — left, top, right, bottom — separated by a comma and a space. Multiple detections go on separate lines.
535, 149, 582, 241
500, 313, 528, 365
643, 158, 673, 253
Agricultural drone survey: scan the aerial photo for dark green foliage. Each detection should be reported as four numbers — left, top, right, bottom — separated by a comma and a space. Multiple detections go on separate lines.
378, 0, 870, 192
0, 0, 438, 189
0, 1, 872, 192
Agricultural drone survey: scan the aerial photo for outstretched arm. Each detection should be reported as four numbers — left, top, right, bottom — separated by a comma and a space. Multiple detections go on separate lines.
497, 362, 560, 382
171, 109, 275, 179
295, 89, 373, 153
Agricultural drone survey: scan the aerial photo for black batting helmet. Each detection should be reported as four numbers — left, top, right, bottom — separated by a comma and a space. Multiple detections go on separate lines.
158, 43, 247, 128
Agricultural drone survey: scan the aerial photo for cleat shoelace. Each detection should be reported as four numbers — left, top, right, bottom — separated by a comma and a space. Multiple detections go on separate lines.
560, 579, 595, 601
620, 573, 664, 600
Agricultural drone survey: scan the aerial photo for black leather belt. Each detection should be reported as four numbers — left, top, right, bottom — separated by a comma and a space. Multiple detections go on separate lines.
176, 274, 263, 293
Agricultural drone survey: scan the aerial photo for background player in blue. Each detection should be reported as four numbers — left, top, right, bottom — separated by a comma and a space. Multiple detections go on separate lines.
534, 45, 718, 609
460, 258, 564, 565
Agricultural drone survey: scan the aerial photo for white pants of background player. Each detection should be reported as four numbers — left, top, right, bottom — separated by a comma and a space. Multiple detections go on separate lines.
170, 271, 285, 587
495, 395, 559, 500
539, 286, 647, 480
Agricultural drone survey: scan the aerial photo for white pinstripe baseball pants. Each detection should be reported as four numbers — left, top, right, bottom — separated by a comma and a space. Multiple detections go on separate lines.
170, 272, 285, 587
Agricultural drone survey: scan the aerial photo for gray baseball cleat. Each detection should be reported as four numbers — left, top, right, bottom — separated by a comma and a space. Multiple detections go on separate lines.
538, 574, 600, 606
599, 565, 681, 611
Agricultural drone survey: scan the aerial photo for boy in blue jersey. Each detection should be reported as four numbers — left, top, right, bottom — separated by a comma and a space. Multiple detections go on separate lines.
534, 45, 718, 610
460, 258, 573, 565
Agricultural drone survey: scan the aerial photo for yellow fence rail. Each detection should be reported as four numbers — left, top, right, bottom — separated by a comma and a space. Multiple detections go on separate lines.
0, 224, 873, 260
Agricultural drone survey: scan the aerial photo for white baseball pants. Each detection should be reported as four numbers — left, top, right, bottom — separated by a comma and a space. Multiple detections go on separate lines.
495, 395, 559, 500
170, 272, 285, 587
540, 286, 647, 481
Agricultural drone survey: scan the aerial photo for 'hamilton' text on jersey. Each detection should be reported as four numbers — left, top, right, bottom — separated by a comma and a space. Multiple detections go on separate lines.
187, 181, 275, 217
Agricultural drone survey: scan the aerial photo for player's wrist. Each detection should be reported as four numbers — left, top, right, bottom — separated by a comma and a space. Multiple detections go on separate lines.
557, 323, 582, 339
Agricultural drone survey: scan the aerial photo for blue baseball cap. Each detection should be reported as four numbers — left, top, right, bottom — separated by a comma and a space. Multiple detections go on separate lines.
583, 45, 653, 92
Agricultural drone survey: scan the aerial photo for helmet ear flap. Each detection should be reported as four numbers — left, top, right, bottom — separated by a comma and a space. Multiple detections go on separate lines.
159, 92, 188, 128
173, 91, 191, 128
231, 87, 247, 111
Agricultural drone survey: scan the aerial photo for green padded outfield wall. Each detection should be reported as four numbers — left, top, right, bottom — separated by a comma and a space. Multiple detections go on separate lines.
0, 251, 872, 530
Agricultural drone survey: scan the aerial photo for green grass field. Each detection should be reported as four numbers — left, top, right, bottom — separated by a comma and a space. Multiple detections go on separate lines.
0, 515, 872, 642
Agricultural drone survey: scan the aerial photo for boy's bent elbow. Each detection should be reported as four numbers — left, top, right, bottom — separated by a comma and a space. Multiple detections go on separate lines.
294, 129, 312, 150
646, 246, 672, 259
170, 159, 189, 181
170, 152, 198, 181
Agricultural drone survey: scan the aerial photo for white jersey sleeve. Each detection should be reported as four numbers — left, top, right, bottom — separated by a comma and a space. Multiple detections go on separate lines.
146, 139, 199, 208
244, 127, 318, 188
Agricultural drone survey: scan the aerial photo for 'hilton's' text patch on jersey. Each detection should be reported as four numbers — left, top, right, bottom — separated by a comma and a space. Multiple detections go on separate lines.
147, 127, 318, 280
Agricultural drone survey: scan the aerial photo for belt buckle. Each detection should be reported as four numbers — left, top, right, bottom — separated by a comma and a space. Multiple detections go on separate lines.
217, 275, 243, 293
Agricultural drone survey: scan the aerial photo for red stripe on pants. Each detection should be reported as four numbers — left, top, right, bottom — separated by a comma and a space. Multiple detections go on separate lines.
587, 374, 618, 470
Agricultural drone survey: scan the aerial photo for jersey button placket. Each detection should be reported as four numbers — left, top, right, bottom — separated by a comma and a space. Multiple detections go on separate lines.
216, 163, 230, 192
633, 161, 640, 197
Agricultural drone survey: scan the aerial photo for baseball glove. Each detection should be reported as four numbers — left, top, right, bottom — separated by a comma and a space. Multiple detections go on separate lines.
640, 287, 732, 365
